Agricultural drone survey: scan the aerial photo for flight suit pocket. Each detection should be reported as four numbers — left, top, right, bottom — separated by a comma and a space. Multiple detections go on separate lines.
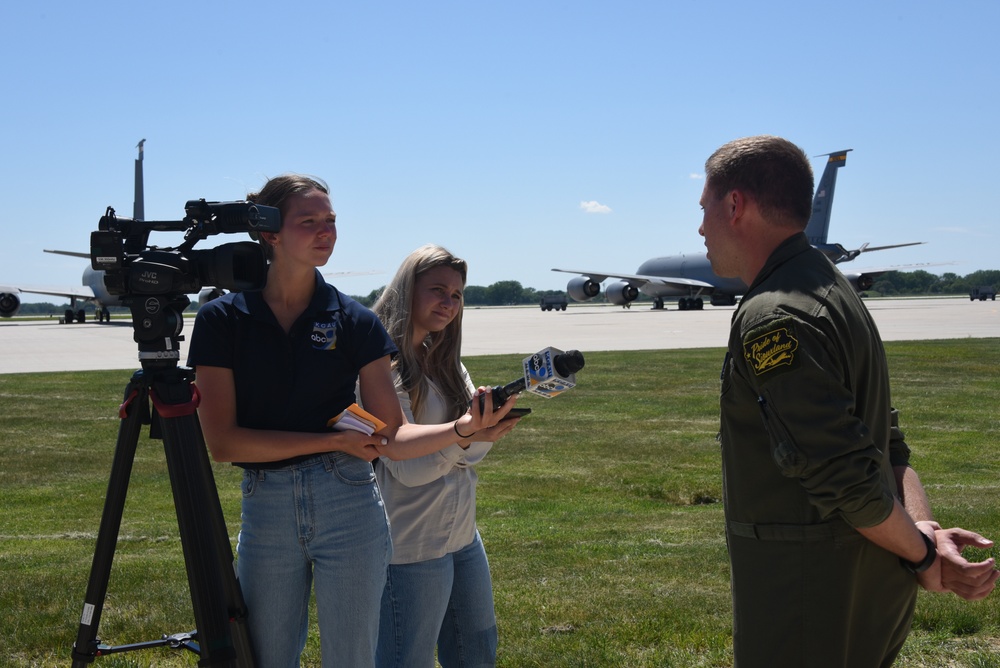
718, 352, 733, 445
757, 391, 806, 477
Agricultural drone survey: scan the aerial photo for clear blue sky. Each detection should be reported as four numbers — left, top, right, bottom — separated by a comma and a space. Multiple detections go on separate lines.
3, 0, 997, 303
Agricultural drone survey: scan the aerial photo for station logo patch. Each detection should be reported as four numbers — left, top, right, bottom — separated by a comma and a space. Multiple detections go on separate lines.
311, 321, 338, 351
743, 322, 798, 376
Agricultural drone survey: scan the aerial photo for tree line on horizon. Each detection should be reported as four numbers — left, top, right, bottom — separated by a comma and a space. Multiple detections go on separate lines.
14, 269, 1000, 316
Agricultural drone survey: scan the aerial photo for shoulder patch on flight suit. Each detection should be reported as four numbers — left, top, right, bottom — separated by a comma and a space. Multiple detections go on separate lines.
743, 318, 799, 376
311, 320, 338, 351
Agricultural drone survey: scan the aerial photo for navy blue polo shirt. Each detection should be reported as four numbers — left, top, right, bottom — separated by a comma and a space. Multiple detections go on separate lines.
187, 270, 397, 447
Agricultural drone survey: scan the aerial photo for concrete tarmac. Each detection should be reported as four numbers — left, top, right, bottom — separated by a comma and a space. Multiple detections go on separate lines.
0, 297, 996, 374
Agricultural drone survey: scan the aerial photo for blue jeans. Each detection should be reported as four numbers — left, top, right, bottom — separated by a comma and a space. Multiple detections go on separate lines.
238, 453, 391, 668
376, 532, 497, 668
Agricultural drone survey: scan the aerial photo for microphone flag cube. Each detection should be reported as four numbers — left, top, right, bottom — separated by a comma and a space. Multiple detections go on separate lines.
522, 346, 577, 399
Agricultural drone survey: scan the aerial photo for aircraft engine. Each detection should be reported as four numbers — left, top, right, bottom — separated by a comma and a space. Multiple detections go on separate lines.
710, 293, 738, 307
0, 291, 21, 318
605, 280, 639, 306
198, 287, 227, 307
844, 272, 875, 292
566, 276, 601, 302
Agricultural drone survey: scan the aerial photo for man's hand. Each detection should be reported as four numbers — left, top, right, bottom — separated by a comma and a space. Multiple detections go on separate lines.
916, 521, 998, 600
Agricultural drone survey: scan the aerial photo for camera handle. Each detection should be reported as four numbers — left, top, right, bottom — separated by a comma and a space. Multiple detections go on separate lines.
70, 358, 255, 665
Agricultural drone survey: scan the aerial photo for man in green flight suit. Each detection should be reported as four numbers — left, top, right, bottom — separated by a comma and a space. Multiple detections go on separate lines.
700, 135, 997, 667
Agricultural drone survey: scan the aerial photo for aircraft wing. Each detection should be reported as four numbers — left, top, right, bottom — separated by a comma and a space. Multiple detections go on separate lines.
848, 261, 954, 275
322, 269, 384, 279
10, 284, 97, 300
551, 268, 715, 291
838, 261, 955, 292
31, 249, 97, 298
857, 242, 925, 254
824, 241, 926, 264
0, 282, 97, 318
44, 249, 90, 260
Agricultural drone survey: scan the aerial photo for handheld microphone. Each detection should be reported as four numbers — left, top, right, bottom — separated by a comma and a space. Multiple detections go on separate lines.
478, 347, 585, 412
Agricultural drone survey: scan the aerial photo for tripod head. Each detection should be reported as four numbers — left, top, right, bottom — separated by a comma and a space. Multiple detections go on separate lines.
90, 200, 280, 370
126, 293, 191, 371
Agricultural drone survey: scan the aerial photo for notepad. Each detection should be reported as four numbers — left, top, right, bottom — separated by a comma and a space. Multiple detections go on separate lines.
327, 403, 387, 435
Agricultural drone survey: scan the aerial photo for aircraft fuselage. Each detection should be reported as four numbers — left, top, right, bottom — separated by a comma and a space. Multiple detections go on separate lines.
634, 255, 746, 299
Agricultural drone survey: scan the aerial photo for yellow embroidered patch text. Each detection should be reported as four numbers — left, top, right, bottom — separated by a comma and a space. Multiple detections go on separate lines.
743, 326, 798, 375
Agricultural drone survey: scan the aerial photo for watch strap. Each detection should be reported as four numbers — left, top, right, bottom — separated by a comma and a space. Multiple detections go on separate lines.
901, 531, 937, 574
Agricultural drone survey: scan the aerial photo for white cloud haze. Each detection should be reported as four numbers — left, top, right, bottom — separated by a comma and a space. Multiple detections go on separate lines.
580, 200, 612, 214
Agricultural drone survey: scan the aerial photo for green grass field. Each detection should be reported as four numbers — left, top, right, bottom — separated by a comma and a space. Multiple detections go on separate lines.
1, 340, 997, 667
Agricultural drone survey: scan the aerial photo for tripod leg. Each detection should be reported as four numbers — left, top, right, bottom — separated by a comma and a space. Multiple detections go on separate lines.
190, 415, 256, 663
71, 373, 149, 667
153, 373, 256, 667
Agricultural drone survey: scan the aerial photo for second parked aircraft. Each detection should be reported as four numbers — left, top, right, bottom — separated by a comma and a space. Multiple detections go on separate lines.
553, 150, 925, 310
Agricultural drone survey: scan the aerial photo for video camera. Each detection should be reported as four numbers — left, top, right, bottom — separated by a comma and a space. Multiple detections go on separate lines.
91, 199, 280, 297
90, 199, 281, 365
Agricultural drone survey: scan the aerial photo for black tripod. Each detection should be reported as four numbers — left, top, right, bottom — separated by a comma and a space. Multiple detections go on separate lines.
71, 296, 255, 667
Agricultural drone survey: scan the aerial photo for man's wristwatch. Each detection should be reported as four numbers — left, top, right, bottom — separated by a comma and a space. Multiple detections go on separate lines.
900, 531, 937, 574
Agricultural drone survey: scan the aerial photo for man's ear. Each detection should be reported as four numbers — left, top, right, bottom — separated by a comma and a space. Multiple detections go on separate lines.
260, 231, 278, 246
728, 189, 748, 222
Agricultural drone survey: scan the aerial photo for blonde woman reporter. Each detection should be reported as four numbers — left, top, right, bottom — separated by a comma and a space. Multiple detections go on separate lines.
371, 245, 521, 667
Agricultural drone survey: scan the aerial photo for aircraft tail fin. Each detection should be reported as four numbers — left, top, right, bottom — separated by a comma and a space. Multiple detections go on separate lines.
804, 149, 851, 245
133, 138, 145, 220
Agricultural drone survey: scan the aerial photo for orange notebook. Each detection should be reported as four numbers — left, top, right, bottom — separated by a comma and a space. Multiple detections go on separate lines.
327, 403, 387, 435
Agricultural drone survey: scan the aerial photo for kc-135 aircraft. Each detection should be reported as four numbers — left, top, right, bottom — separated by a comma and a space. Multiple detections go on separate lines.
0, 140, 242, 323
553, 150, 924, 310
0, 141, 381, 324
0, 140, 150, 323
3, 142, 265, 324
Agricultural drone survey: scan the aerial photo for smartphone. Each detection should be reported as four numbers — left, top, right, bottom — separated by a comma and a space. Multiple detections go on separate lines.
502, 407, 532, 420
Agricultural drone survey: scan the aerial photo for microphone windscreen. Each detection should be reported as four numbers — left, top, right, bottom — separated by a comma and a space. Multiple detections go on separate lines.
554, 350, 585, 377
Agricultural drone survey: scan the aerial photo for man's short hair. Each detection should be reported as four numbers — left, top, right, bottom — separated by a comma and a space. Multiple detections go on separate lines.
704, 136, 814, 229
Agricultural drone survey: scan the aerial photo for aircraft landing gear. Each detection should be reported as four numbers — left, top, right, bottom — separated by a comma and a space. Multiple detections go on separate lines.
62, 308, 87, 323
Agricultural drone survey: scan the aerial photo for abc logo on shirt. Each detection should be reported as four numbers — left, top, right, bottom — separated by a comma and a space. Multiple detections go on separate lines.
311, 321, 338, 351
